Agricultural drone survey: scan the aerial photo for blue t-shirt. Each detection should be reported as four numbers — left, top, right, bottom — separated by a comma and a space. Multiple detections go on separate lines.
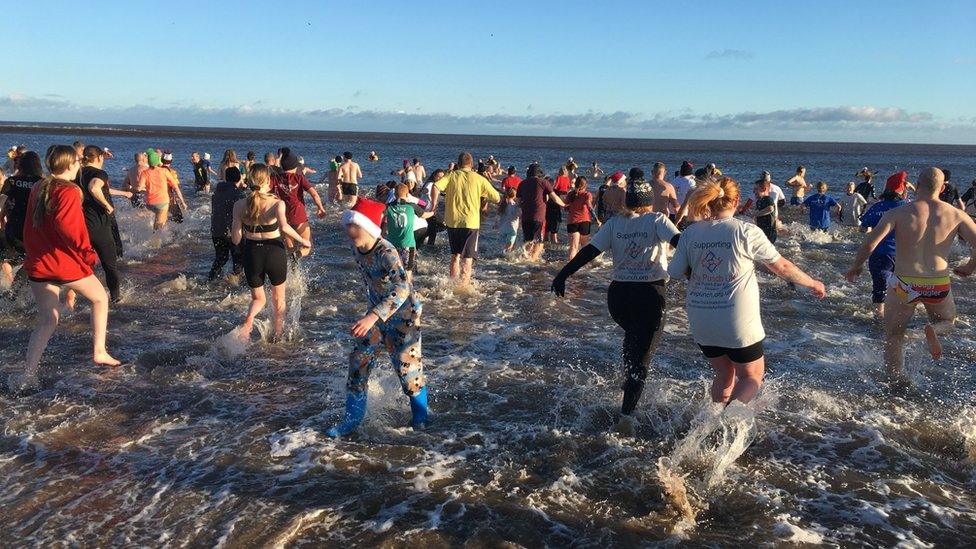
860, 199, 904, 257
803, 193, 838, 229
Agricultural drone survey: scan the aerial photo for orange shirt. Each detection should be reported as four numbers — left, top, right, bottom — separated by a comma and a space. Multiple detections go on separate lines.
139, 167, 178, 205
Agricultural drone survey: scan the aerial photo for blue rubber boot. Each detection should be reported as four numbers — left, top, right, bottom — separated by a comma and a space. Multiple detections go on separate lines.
326, 392, 367, 438
409, 387, 429, 429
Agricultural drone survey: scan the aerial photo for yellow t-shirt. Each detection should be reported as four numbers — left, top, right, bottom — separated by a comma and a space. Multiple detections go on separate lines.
434, 169, 500, 229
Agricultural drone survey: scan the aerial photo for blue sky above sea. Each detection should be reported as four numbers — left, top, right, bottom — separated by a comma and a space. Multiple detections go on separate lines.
2, 0, 974, 144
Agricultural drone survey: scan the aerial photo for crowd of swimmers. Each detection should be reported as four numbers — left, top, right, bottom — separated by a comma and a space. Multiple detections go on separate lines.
2, 141, 975, 437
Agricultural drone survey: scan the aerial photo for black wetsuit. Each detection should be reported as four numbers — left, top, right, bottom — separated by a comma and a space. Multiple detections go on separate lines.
854, 181, 876, 202
78, 167, 122, 301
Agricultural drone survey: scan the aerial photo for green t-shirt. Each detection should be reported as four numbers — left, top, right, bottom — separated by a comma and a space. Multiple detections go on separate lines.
384, 201, 416, 248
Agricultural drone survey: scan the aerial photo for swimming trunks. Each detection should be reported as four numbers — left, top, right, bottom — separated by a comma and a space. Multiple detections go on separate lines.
889, 274, 951, 305
566, 221, 592, 235
341, 183, 359, 197
698, 340, 765, 363
447, 227, 479, 259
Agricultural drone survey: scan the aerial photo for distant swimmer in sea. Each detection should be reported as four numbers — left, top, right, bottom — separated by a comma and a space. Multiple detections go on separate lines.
669, 177, 825, 406
328, 197, 428, 437
9, 146, 121, 393
338, 151, 364, 202
367, 151, 379, 162
587, 161, 604, 178
231, 163, 311, 342
552, 169, 680, 436
846, 168, 976, 389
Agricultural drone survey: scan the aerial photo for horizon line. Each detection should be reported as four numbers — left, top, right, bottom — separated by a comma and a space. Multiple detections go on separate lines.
1, 119, 975, 149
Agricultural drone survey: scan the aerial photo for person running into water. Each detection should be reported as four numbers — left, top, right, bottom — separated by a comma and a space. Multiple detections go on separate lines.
649, 162, 679, 222
846, 168, 976, 388
209, 166, 246, 281
751, 179, 779, 244
217, 149, 241, 183
431, 152, 500, 285
139, 149, 186, 231
191, 151, 215, 194
270, 150, 326, 258
501, 166, 522, 193
77, 146, 131, 302
855, 168, 877, 202
668, 177, 825, 406
786, 165, 809, 206
596, 171, 626, 223
802, 182, 839, 231
328, 197, 428, 437
338, 151, 363, 202
545, 166, 572, 244
937, 169, 965, 210
552, 169, 680, 435
565, 176, 595, 260
324, 155, 343, 203
231, 164, 311, 342
0, 151, 43, 287
496, 188, 521, 253
8, 145, 122, 393
839, 181, 868, 227
160, 152, 185, 224
855, 172, 908, 319
517, 164, 566, 262
673, 161, 698, 226
123, 151, 148, 207
384, 183, 426, 284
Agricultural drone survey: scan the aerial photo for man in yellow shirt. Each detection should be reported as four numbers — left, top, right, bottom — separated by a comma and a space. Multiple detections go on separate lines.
432, 152, 500, 286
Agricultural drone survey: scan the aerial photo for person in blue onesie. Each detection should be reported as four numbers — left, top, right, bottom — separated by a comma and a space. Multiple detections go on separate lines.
803, 182, 839, 231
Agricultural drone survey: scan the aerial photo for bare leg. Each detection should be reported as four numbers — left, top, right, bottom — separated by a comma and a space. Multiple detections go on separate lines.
64, 288, 77, 311
1, 261, 12, 287
461, 258, 474, 286
874, 302, 885, 320
153, 205, 169, 232
883, 293, 915, 384
449, 254, 461, 279
24, 281, 62, 378
708, 356, 736, 404
530, 242, 545, 262
730, 357, 765, 403
64, 275, 119, 366
568, 232, 580, 261
270, 283, 287, 341
240, 286, 266, 339
922, 293, 957, 360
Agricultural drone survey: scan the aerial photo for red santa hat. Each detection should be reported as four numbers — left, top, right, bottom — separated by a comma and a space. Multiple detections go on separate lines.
342, 198, 385, 238
885, 171, 907, 194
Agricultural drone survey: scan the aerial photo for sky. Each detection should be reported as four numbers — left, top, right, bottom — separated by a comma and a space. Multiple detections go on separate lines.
2, 0, 975, 143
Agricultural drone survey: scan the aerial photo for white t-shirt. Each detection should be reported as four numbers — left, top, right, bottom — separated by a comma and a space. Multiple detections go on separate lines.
839, 192, 868, 226
769, 184, 786, 205
672, 175, 697, 204
590, 212, 680, 282
667, 217, 782, 348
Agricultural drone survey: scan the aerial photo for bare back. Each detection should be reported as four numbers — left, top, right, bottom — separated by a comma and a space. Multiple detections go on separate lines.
339, 161, 362, 184
651, 179, 678, 215
890, 198, 976, 276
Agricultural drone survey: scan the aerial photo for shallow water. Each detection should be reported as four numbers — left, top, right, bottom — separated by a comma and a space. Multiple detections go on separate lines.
2, 130, 976, 546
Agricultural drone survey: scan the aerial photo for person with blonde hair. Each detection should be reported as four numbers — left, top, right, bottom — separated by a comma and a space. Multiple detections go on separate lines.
8, 145, 121, 393
231, 163, 311, 342
552, 167, 680, 436
669, 177, 825, 406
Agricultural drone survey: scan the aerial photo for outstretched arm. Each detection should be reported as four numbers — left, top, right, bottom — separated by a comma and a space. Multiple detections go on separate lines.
551, 244, 602, 296
954, 214, 976, 276
846, 213, 895, 280
766, 257, 826, 297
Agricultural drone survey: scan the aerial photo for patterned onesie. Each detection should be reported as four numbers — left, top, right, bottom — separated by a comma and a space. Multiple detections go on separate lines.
347, 238, 425, 396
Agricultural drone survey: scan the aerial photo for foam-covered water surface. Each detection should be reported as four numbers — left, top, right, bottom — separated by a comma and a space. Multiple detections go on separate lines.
2, 130, 976, 545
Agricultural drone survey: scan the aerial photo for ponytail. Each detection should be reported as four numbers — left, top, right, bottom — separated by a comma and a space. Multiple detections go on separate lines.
32, 145, 79, 229
686, 177, 740, 220
243, 163, 272, 224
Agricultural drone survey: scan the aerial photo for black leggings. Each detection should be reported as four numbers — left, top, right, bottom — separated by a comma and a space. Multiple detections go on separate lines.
210, 236, 243, 279
88, 223, 121, 301
607, 280, 667, 415
243, 238, 288, 288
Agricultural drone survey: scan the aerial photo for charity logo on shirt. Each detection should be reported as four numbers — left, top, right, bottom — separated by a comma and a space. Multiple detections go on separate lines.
702, 251, 722, 272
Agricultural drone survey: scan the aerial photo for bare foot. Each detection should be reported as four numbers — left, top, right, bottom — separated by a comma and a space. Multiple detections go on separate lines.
93, 351, 121, 366
65, 290, 77, 311
924, 324, 943, 360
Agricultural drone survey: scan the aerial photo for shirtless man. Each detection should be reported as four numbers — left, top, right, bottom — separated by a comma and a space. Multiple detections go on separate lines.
123, 151, 149, 207
786, 165, 809, 206
846, 168, 976, 387
338, 151, 363, 202
649, 162, 679, 221
412, 158, 427, 185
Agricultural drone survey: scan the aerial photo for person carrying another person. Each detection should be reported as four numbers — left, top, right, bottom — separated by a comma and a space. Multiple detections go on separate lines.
846, 168, 976, 389
551, 169, 681, 436
431, 152, 500, 286
668, 177, 825, 407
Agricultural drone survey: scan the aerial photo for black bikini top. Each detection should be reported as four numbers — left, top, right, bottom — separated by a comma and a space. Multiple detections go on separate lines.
243, 220, 280, 233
